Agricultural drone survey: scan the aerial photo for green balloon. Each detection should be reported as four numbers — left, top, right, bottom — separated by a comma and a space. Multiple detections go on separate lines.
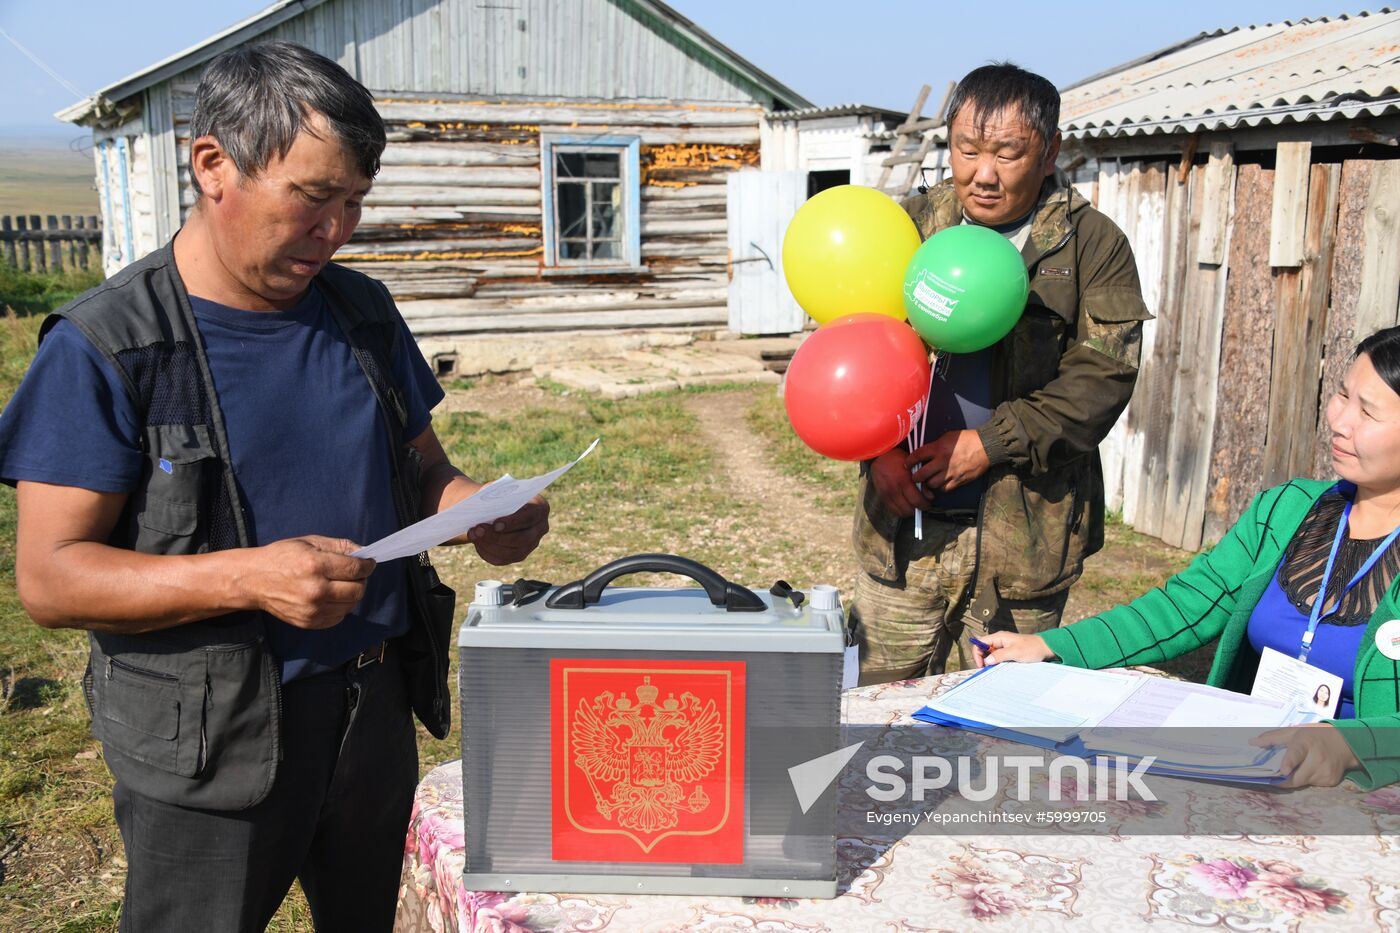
902, 225, 1029, 353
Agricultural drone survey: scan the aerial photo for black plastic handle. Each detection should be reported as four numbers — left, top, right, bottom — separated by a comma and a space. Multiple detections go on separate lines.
544, 553, 766, 612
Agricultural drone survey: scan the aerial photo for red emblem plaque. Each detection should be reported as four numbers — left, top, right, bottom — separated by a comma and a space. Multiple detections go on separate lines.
550, 659, 746, 863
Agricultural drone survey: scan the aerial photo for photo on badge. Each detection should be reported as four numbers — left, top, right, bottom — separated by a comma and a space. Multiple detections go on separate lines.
1250, 647, 1342, 719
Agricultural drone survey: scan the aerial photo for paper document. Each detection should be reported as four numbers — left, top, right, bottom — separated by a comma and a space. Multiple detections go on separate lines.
915, 663, 1316, 783
922, 662, 1143, 733
353, 438, 599, 562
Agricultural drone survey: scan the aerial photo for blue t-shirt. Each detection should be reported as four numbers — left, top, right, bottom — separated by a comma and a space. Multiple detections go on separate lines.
920, 349, 993, 512
1246, 566, 1366, 719
0, 284, 444, 682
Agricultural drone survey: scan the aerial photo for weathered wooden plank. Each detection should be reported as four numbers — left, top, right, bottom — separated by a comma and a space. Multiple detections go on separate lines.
364, 186, 541, 207
384, 125, 761, 147
1353, 159, 1400, 340
640, 185, 727, 202
1118, 162, 1169, 528
1133, 165, 1193, 539
373, 165, 540, 188
1284, 163, 1340, 483
407, 305, 729, 336
642, 199, 727, 217
1162, 163, 1232, 551
1, 217, 14, 268
353, 224, 539, 245
373, 100, 763, 127
398, 288, 725, 317
359, 206, 540, 226
378, 143, 538, 167
344, 236, 539, 254
640, 217, 728, 236
29, 215, 45, 273
642, 241, 727, 259
1262, 162, 1342, 487
1093, 160, 1128, 511
1314, 160, 1374, 479
1196, 142, 1234, 264
1204, 164, 1276, 544
1269, 141, 1311, 267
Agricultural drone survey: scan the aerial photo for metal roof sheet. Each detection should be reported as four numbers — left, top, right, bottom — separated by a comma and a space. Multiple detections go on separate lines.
57, 0, 812, 124
766, 103, 907, 123
1060, 9, 1400, 139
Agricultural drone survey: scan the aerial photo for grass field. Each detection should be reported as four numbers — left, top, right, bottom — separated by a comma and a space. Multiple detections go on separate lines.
0, 146, 98, 218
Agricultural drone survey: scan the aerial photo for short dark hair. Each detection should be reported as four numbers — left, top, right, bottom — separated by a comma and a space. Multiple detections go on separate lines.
189, 41, 385, 195
946, 63, 1060, 151
1356, 325, 1400, 397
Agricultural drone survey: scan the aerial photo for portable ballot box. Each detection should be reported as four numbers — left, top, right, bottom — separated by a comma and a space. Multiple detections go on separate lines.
457, 554, 845, 898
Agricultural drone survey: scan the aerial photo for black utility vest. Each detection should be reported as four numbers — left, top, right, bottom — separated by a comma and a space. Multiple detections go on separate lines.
43, 243, 451, 810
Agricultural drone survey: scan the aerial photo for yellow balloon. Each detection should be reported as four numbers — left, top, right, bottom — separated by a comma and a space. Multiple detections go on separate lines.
781, 185, 921, 324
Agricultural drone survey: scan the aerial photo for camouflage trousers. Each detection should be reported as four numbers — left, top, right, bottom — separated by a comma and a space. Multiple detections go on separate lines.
848, 516, 1068, 684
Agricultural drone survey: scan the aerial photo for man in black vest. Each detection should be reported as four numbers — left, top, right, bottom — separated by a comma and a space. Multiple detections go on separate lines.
0, 42, 548, 932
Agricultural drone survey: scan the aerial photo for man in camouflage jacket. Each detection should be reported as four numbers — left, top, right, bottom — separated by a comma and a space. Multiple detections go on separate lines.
850, 64, 1150, 682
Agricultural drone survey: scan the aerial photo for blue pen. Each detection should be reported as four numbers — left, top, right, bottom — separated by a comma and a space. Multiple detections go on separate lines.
968, 636, 992, 653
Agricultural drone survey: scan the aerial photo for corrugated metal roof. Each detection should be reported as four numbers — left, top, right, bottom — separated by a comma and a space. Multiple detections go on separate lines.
1060, 9, 1400, 139
766, 103, 907, 123
58, 0, 811, 125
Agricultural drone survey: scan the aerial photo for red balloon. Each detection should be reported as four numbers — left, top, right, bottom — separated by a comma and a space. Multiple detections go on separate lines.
784, 314, 931, 461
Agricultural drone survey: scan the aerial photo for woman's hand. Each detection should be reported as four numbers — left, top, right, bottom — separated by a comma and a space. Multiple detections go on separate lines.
972, 632, 1056, 667
1248, 724, 1361, 788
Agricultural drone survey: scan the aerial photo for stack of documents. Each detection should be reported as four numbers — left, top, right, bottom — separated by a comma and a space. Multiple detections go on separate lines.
914, 663, 1320, 783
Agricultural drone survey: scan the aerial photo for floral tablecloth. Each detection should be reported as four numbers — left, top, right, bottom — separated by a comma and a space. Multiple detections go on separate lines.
397, 672, 1400, 932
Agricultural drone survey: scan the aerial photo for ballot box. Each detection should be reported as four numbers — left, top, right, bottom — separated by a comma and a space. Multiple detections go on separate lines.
457, 554, 845, 898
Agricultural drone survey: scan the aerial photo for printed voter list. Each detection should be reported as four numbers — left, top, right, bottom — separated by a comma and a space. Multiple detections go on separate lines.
353, 438, 599, 562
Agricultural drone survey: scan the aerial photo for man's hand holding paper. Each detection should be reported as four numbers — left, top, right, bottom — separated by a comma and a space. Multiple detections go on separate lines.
354, 438, 597, 563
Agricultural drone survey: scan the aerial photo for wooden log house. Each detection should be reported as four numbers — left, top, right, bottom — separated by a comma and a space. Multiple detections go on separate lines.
57, 0, 819, 349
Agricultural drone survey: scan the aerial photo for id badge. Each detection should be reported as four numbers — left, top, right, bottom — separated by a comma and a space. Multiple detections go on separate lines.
1250, 646, 1343, 718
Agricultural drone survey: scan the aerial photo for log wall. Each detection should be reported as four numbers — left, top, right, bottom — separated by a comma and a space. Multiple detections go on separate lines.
167, 89, 761, 333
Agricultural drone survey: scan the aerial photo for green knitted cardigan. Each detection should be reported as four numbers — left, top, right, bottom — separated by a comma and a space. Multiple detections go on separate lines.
1041, 478, 1400, 789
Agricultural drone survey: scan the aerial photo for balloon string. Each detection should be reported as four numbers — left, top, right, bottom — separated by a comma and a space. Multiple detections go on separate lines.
910, 422, 923, 542
911, 361, 935, 542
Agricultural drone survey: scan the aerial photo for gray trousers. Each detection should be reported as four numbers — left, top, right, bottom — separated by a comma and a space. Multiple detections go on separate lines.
114, 641, 418, 933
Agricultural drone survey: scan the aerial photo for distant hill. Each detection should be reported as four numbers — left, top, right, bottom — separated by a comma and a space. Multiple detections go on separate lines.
0, 128, 98, 217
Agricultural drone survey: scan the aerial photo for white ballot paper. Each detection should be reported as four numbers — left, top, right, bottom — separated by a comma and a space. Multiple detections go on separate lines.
352, 438, 599, 562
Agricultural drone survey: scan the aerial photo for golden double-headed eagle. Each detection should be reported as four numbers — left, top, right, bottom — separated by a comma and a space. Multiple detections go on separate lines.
570, 676, 724, 836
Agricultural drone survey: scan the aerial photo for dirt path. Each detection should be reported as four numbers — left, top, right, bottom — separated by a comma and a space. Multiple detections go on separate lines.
684, 388, 859, 592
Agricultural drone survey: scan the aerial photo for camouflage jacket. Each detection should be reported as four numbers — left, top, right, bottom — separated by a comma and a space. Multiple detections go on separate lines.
853, 173, 1150, 607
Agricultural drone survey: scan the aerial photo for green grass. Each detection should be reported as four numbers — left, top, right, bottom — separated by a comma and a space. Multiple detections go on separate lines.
0, 314, 123, 928
0, 264, 103, 317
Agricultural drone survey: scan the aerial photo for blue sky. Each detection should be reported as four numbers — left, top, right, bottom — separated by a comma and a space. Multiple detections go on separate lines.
0, 0, 1344, 137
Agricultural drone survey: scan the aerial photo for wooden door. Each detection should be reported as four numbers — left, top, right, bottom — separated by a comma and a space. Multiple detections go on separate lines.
726, 171, 806, 335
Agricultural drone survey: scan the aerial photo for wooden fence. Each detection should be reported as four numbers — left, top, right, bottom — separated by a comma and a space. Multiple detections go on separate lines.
1095, 152, 1400, 552
0, 214, 102, 273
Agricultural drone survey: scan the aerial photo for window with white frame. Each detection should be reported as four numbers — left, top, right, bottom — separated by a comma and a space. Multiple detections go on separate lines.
541, 135, 641, 269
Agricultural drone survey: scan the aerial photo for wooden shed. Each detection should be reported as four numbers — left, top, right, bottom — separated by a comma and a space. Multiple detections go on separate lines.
56, 0, 815, 359
1050, 10, 1400, 552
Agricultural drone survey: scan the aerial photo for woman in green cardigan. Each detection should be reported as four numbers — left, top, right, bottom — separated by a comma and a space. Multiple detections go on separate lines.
975, 327, 1400, 790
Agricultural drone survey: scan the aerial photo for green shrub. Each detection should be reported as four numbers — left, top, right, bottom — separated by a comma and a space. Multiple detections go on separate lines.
0, 263, 102, 316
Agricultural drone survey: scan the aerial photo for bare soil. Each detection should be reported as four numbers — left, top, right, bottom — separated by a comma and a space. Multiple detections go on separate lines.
685, 388, 858, 590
